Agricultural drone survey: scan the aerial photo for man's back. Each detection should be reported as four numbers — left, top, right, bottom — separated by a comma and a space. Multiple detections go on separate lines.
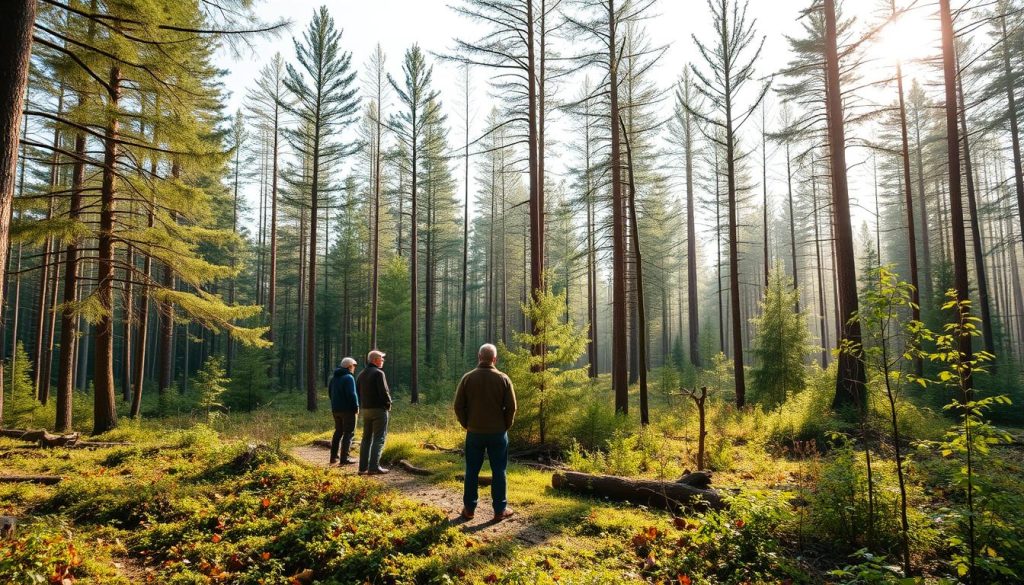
357, 364, 391, 410
453, 363, 516, 434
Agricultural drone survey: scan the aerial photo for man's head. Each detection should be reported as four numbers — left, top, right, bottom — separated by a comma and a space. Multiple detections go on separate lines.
340, 357, 357, 372
367, 349, 386, 368
478, 343, 498, 365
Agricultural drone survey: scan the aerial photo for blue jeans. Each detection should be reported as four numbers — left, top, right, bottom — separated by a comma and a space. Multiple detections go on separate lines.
463, 431, 509, 515
358, 408, 389, 472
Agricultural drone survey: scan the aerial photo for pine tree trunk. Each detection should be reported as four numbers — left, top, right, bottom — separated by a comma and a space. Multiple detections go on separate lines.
268, 105, 279, 343
823, 0, 866, 412
1001, 13, 1024, 251
621, 117, 648, 425
762, 110, 769, 291
35, 88, 64, 403
956, 71, 995, 357
608, 0, 628, 414
685, 88, 700, 367
157, 175, 178, 396
306, 125, 320, 412
0, 2, 33, 389
56, 130, 85, 432
120, 243, 132, 402
410, 113, 420, 403
939, 0, 974, 396
913, 105, 934, 311
459, 70, 469, 356
894, 50, 922, 375
785, 142, 799, 312
811, 152, 829, 366
92, 65, 122, 435
724, 63, 746, 408
130, 209, 152, 418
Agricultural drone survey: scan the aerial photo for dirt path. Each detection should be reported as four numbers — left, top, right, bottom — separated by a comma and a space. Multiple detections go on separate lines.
290, 445, 549, 545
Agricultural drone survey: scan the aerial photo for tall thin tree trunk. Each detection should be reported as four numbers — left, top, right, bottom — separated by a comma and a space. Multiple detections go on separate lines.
410, 111, 420, 403
459, 66, 469, 356
608, 0, 628, 414
306, 124, 320, 411
92, 65, 122, 435
823, 0, 866, 411
1000, 12, 1024, 249
35, 88, 63, 402
939, 0, 974, 398
724, 59, 746, 407
685, 81, 700, 367
130, 208, 152, 418
913, 104, 934, 311
621, 117, 648, 425
812, 152, 829, 366
56, 129, 85, 432
956, 70, 995, 357
785, 142, 799, 312
268, 104, 279, 343
894, 45, 922, 375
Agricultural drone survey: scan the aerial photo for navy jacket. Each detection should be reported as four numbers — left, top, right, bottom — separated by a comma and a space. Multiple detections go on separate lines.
328, 368, 358, 412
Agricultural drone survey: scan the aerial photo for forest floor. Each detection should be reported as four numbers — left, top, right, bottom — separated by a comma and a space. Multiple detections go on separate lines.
3, 377, 1024, 583
290, 443, 550, 545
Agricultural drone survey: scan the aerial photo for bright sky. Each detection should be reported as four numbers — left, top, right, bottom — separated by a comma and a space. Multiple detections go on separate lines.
217, 0, 944, 254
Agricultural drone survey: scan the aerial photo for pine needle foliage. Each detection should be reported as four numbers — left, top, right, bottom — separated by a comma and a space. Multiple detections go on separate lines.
500, 283, 588, 445
750, 264, 811, 408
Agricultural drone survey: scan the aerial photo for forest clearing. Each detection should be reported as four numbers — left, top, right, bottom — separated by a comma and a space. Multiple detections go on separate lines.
2, 0, 1024, 583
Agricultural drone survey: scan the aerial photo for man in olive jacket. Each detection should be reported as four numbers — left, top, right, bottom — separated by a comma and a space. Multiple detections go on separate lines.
356, 349, 392, 474
454, 343, 517, 521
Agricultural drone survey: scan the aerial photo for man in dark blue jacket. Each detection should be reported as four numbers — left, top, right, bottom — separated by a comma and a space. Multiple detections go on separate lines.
328, 357, 359, 465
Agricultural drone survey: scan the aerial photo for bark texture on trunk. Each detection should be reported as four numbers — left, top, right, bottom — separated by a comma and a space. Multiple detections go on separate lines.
823, 0, 866, 412
0, 0, 36, 411
93, 65, 122, 435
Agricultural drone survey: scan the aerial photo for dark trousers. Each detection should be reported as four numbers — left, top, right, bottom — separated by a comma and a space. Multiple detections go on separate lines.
358, 408, 389, 472
463, 431, 509, 514
330, 411, 357, 462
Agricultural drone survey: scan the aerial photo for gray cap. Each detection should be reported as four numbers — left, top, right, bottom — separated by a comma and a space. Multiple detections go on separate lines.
340, 357, 357, 368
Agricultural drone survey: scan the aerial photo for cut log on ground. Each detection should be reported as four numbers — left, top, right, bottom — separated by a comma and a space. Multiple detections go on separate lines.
551, 471, 726, 511
311, 439, 332, 449
456, 473, 492, 486
0, 474, 62, 485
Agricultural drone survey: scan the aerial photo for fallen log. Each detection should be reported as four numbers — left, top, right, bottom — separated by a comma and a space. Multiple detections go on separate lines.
0, 474, 62, 485
311, 439, 332, 449
551, 471, 726, 511
676, 471, 713, 490
395, 460, 432, 476
0, 429, 80, 447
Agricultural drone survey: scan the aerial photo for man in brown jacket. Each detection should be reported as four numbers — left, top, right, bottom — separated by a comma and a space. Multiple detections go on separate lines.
454, 343, 517, 521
